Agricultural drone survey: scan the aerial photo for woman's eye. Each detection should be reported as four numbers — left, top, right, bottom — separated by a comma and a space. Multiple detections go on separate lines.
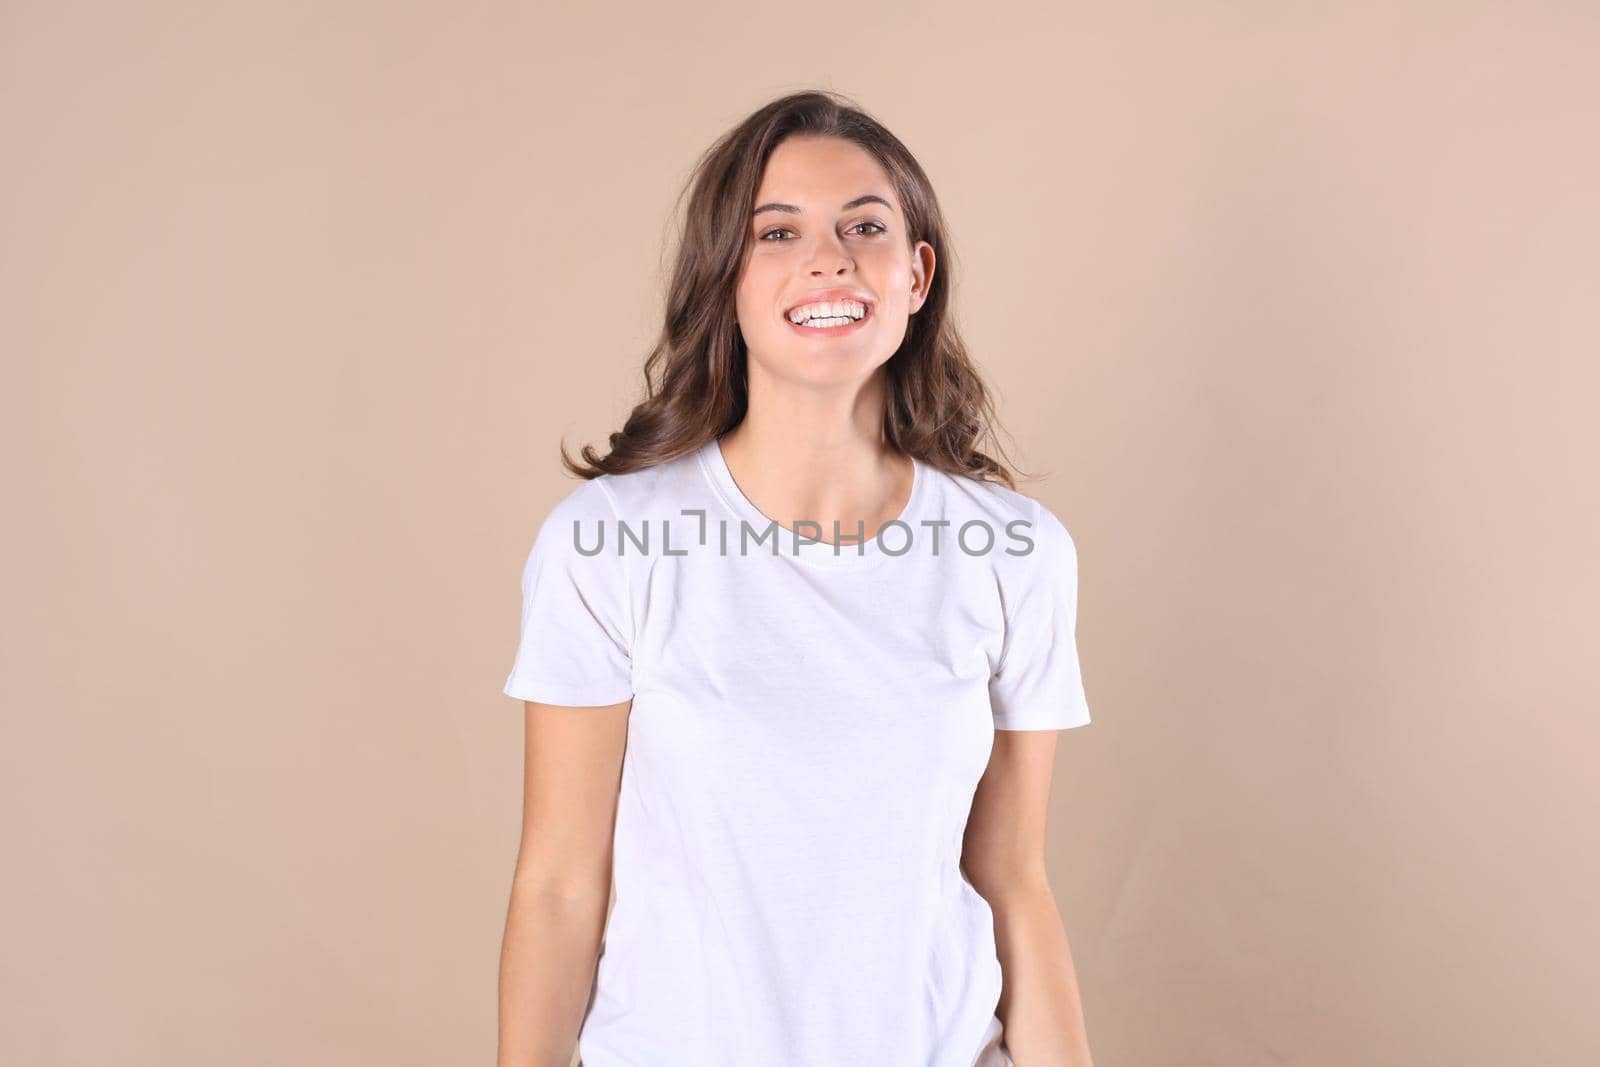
757, 221, 887, 242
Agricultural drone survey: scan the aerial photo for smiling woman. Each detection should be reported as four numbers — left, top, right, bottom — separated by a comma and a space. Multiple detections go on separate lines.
734, 133, 936, 397
498, 89, 1096, 1067
553, 91, 1014, 485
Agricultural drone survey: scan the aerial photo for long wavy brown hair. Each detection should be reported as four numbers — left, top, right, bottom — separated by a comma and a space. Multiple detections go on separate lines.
559, 89, 1027, 489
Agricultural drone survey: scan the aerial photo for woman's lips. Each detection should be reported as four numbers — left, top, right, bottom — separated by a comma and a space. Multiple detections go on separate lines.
785, 303, 873, 338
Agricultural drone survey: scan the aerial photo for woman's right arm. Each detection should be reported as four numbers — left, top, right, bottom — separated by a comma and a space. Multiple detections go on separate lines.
497, 697, 633, 1067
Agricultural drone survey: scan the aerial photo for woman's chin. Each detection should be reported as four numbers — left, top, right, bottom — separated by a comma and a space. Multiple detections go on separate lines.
749, 347, 893, 388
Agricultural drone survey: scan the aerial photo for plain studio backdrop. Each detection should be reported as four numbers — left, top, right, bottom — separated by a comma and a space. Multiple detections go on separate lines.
2, 3, 1595, 1065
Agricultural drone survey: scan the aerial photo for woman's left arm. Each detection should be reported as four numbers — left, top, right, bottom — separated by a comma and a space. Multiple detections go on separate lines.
962, 728, 1096, 1067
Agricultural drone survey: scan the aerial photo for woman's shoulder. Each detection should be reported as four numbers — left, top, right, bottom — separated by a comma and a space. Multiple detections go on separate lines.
925, 463, 1077, 567
529, 446, 707, 530
589, 446, 706, 513
927, 462, 1047, 527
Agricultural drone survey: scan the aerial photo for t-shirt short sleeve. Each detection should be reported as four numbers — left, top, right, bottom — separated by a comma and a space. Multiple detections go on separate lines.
988, 500, 1093, 731
503, 477, 635, 707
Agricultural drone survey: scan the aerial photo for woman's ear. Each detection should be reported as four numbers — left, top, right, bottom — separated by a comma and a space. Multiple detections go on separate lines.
908, 239, 936, 314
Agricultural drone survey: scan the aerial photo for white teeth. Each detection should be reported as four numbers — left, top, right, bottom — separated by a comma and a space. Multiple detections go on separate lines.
788, 299, 867, 324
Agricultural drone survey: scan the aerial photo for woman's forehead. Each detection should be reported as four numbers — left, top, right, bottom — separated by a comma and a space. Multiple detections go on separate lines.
756, 138, 895, 207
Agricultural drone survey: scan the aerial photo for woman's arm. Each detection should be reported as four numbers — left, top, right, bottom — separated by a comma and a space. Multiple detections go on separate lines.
962, 729, 1095, 1067
498, 698, 632, 1067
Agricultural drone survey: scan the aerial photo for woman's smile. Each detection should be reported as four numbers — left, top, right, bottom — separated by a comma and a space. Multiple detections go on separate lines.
781, 286, 877, 341
785, 301, 873, 338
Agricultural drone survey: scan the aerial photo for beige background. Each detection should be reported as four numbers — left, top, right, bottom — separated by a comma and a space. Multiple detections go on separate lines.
4, 3, 1596, 1065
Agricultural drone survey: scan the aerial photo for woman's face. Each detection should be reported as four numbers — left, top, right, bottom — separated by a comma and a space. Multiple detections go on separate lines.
735, 135, 935, 390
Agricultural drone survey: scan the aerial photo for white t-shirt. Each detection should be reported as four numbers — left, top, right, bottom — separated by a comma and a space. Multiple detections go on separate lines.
503, 436, 1091, 1067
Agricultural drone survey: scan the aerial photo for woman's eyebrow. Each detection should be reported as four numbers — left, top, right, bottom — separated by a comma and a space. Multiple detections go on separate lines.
752, 194, 894, 217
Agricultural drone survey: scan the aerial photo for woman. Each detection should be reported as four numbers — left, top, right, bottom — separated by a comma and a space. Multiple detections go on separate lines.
498, 90, 1096, 1067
